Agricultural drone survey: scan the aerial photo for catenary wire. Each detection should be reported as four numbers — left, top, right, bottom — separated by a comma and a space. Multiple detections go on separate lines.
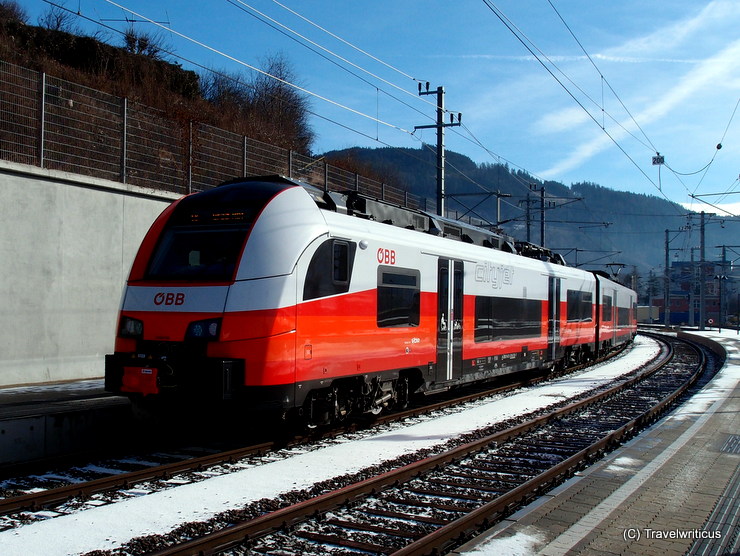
43, 0, 455, 184
226, 0, 441, 117
269, 0, 423, 84
546, 0, 658, 154
480, 0, 690, 210
100, 0, 416, 135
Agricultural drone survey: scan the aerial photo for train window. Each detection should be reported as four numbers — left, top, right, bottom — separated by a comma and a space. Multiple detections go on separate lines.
566, 290, 593, 322
377, 266, 420, 328
474, 296, 542, 342
602, 295, 613, 321
333, 241, 350, 284
303, 239, 356, 300
618, 307, 631, 326
146, 226, 247, 281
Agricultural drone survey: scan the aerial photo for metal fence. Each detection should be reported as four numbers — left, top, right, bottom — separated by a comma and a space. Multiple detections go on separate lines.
0, 59, 429, 210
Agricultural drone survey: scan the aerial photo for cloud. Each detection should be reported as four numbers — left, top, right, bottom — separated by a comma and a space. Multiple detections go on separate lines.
607, 0, 738, 57
534, 106, 590, 134
538, 37, 740, 179
681, 201, 740, 217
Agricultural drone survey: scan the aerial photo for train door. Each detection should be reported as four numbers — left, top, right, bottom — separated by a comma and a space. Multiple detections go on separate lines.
437, 259, 464, 382
611, 289, 618, 344
547, 276, 561, 361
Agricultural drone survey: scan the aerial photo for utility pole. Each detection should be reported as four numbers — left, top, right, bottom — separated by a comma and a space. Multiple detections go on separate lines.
519, 193, 536, 243
700, 212, 706, 330
664, 229, 670, 327
690, 247, 699, 327
722, 245, 727, 327
414, 84, 461, 217
540, 186, 546, 246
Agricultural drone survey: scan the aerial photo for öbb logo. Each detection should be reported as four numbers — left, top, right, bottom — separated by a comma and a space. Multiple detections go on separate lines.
154, 292, 185, 306
377, 248, 396, 265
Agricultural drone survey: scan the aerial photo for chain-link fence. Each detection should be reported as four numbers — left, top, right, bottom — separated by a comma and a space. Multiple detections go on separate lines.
0, 59, 429, 210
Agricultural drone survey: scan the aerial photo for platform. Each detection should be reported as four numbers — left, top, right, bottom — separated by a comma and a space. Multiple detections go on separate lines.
453, 329, 740, 555
0, 378, 130, 467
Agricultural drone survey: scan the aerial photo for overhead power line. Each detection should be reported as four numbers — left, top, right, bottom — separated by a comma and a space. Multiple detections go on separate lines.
479, 0, 689, 207
269, 0, 423, 84
100, 0, 416, 135
546, 0, 658, 154
226, 0, 441, 117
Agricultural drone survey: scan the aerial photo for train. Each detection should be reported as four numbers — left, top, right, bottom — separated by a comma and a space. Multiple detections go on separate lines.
105, 175, 637, 425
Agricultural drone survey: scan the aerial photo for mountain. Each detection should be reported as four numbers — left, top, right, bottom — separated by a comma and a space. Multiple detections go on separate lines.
322, 146, 738, 291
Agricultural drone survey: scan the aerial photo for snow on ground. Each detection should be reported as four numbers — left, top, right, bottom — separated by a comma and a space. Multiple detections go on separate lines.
457, 329, 740, 556
0, 337, 663, 555
461, 528, 545, 556
662, 328, 740, 422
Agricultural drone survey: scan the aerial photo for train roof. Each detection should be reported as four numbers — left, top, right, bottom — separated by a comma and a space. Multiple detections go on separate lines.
218, 175, 569, 267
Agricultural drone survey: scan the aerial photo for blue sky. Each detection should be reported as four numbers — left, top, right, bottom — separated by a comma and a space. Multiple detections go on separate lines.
22, 0, 740, 214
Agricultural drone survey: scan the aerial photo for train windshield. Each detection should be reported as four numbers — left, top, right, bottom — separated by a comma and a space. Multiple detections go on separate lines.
146, 225, 248, 282
143, 180, 295, 282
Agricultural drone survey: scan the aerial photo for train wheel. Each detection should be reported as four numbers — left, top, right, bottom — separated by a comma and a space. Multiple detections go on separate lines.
305, 391, 329, 428
331, 386, 351, 423
395, 376, 410, 410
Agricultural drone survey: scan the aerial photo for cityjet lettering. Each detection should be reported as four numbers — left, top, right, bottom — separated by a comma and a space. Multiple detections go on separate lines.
154, 292, 185, 306
474, 263, 514, 289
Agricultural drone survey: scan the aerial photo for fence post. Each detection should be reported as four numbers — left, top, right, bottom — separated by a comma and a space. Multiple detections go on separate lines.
288, 150, 293, 178
323, 160, 328, 192
243, 136, 248, 177
381, 182, 386, 201
355, 172, 359, 192
187, 120, 193, 194
121, 97, 127, 184
38, 72, 46, 168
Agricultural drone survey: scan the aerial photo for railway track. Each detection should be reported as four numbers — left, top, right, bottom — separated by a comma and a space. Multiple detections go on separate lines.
133, 332, 714, 556
0, 342, 630, 525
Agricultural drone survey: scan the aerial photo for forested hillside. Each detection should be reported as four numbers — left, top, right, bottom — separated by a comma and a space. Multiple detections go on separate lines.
323, 146, 738, 287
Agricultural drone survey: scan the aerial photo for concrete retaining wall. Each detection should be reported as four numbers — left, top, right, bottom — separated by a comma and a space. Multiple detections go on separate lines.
0, 161, 179, 387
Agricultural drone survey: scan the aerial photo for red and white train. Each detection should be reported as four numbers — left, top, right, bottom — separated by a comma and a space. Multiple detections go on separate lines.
105, 175, 637, 424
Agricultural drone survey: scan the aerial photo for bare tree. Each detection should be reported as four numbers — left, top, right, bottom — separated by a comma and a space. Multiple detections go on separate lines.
200, 70, 251, 108
199, 53, 314, 153
37, 3, 79, 33
251, 53, 314, 153
0, 0, 28, 23
122, 25, 170, 60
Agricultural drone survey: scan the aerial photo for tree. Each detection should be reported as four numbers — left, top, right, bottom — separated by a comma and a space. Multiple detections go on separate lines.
200, 70, 251, 109
0, 0, 27, 23
251, 53, 313, 153
122, 25, 169, 60
37, 3, 79, 33
199, 53, 314, 153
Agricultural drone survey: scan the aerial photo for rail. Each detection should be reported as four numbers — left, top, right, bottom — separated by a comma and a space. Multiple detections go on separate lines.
144, 333, 709, 555
0, 343, 630, 520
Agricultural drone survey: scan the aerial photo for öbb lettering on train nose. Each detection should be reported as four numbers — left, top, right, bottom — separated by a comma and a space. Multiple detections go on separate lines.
153, 292, 185, 306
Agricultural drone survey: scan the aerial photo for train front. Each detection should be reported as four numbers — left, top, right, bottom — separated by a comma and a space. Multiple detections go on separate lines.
105, 177, 328, 414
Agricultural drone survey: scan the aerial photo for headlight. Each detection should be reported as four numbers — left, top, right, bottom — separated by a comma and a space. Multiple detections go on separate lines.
119, 316, 144, 338
186, 318, 221, 340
